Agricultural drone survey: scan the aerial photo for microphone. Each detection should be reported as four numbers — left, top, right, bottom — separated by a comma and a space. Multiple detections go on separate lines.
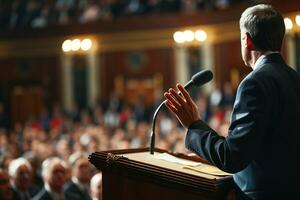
183, 69, 213, 91
149, 69, 213, 154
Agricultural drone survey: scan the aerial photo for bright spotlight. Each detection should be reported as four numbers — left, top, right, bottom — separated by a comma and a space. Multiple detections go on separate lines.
62, 40, 72, 52
173, 31, 185, 43
296, 15, 300, 27
183, 30, 194, 42
284, 17, 293, 30
195, 30, 207, 42
71, 39, 81, 51
81, 38, 92, 51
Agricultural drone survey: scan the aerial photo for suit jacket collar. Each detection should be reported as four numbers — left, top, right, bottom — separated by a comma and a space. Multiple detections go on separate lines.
255, 53, 285, 70
38, 188, 53, 200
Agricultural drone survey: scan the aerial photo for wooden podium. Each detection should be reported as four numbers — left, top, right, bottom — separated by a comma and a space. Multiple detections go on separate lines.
89, 148, 235, 200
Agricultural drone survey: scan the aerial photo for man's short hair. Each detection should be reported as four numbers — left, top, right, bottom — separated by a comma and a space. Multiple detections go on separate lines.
41, 157, 68, 179
8, 157, 32, 178
68, 151, 89, 167
239, 4, 285, 52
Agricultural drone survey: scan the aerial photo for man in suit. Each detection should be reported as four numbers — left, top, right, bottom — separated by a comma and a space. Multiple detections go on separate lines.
63, 152, 93, 200
32, 157, 79, 200
164, 4, 300, 200
8, 157, 37, 200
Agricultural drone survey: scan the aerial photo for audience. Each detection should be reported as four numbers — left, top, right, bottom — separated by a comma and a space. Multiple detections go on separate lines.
0, 82, 235, 199
0, 0, 248, 29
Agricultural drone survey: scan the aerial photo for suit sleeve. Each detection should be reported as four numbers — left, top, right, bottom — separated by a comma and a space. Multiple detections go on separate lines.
185, 77, 267, 173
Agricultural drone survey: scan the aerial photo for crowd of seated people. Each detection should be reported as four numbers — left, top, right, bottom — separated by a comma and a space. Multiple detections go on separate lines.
0, 83, 235, 199
0, 0, 248, 29
0, 155, 102, 199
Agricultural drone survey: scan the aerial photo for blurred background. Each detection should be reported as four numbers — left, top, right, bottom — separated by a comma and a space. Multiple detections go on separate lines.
0, 0, 299, 198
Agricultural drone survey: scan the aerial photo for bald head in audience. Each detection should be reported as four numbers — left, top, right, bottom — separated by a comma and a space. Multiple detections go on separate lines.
8, 157, 34, 199
90, 172, 102, 200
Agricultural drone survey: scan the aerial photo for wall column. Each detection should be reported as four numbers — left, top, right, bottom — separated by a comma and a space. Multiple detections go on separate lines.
285, 34, 296, 70
174, 46, 189, 85
200, 42, 215, 93
61, 54, 73, 112
87, 52, 100, 108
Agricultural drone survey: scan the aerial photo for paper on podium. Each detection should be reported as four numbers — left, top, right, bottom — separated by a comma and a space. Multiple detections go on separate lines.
154, 152, 201, 167
154, 153, 231, 177
182, 165, 231, 177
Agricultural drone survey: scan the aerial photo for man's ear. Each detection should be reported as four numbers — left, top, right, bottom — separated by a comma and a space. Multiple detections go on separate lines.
245, 32, 255, 50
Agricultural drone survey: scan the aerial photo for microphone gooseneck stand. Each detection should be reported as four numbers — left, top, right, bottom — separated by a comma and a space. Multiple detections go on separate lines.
150, 100, 166, 154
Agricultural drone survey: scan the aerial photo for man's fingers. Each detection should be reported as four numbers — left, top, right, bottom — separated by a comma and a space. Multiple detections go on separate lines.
164, 91, 181, 108
165, 100, 178, 114
177, 84, 193, 104
169, 88, 186, 105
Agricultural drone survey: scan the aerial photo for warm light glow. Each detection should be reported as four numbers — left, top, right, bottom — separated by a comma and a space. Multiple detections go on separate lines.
183, 30, 194, 42
296, 15, 300, 27
71, 39, 81, 51
62, 40, 72, 52
195, 30, 207, 42
284, 17, 293, 30
81, 38, 92, 51
173, 31, 185, 43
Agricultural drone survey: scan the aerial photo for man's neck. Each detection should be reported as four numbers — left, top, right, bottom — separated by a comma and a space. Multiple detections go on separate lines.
249, 51, 263, 70
250, 51, 279, 70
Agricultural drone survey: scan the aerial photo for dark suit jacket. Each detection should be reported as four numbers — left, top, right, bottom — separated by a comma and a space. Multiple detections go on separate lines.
12, 186, 39, 200
31, 188, 52, 200
186, 53, 300, 200
63, 181, 92, 200
12, 188, 26, 200
31, 187, 80, 200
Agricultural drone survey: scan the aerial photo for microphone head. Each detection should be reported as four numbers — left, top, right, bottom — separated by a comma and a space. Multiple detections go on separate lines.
191, 69, 213, 87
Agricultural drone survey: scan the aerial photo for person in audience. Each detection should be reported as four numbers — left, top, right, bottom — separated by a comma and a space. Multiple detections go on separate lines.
32, 157, 78, 200
0, 169, 13, 200
23, 151, 44, 193
8, 157, 37, 200
64, 152, 93, 200
55, 138, 71, 162
90, 172, 102, 200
